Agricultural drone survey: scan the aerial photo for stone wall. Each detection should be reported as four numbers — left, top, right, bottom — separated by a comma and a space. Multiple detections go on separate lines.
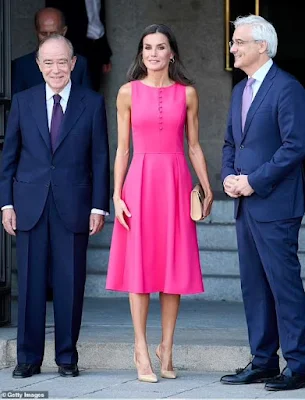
11, 0, 44, 59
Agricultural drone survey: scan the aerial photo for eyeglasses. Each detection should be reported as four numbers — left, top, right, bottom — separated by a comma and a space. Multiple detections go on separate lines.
229, 39, 261, 48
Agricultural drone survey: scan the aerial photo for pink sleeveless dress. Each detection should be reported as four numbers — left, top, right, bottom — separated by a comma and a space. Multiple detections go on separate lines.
106, 81, 204, 294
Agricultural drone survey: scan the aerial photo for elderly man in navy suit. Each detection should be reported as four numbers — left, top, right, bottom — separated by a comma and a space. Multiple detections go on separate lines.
221, 15, 305, 391
0, 34, 109, 378
11, 7, 91, 95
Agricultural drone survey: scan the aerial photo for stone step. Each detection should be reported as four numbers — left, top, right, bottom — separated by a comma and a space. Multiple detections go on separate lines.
3, 337, 254, 371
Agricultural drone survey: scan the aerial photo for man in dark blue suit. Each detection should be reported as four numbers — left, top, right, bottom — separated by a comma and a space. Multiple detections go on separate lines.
0, 34, 109, 378
12, 7, 92, 95
221, 15, 305, 391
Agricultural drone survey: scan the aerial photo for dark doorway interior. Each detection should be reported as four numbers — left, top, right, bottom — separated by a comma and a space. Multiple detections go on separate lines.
230, 0, 305, 88
262, 0, 305, 87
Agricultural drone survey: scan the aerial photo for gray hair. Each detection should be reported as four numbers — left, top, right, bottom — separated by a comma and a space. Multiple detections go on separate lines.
233, 15, 278, 58
36, 34, 74, 60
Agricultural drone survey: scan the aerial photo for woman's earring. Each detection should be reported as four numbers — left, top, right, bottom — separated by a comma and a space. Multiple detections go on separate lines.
170, 57, 175, 64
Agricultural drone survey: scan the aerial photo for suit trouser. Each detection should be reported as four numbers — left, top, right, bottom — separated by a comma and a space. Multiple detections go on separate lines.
16, 189, 89, 365
236, 200, 305, 373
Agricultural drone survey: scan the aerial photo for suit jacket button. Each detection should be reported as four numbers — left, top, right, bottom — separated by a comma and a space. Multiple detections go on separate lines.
51, 165, 55, 169
240, 145, 244, 149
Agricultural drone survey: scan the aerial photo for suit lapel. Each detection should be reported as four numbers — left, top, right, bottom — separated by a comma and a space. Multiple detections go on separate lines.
242, 64, 277, 139
235, 83, 245, 138
29, 84, 51, 151
53, 84, 86, 153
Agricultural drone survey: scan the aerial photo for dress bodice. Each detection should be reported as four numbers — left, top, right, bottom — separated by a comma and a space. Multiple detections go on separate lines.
131, 80, 187, 154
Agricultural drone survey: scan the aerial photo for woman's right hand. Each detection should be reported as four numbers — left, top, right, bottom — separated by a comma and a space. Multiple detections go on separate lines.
113, 197, 131, 230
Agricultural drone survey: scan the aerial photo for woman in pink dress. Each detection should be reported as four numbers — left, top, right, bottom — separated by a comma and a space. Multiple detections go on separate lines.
106, 24, 213, 382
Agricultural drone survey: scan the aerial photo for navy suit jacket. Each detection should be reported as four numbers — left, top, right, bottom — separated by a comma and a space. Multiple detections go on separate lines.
222, 63, 305, 222
0, 83, 110, 232
11, 51, 92, 95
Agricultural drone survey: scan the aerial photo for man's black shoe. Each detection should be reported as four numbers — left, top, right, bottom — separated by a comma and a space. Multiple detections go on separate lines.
12, 364, 41, 378
220, 362, 280, 385
265, 367, 305, 391
58, 364, 79, 377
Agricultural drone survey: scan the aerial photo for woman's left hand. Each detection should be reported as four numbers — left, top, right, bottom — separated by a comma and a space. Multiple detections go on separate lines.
202, 192, 214, 219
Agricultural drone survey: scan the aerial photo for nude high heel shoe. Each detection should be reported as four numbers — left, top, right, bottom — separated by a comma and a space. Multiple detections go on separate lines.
156, 344, 177, 379
133, 353, 158, 383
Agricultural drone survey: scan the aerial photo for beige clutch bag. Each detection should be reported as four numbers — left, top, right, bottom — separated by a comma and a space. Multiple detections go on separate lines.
190, 184, 205, 221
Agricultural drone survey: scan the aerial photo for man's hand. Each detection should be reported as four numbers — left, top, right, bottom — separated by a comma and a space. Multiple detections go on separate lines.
233, 175, 254, 197
89, 214, 105, 236
223, 175, 240, 198
2, 208, 17, 236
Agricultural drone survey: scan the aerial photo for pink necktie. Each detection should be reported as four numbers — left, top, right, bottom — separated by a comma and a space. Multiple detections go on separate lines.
241, 77, 255, 132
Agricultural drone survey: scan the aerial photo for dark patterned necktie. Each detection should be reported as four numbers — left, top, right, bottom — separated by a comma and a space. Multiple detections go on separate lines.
50, 94, 64, 152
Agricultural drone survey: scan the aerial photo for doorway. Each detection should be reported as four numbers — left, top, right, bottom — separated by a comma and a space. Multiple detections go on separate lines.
228, 0, 305, 87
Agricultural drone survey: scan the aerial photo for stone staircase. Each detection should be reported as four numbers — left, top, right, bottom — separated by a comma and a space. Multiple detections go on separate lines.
11, 199, 305, 301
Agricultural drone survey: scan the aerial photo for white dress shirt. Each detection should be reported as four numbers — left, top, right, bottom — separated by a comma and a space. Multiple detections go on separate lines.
251, 59, 273, 100
85, 0, 105, 40
2, 81, 108, 216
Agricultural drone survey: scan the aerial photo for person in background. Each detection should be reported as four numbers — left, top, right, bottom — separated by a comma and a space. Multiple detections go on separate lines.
46, 0, 112, 91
